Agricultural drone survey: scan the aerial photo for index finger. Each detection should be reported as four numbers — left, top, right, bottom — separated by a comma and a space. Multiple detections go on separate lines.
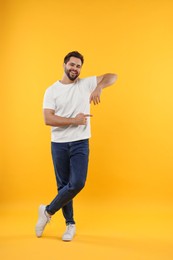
84, 114, 93, 117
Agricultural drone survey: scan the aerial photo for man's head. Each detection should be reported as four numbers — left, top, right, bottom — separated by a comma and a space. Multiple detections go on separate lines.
64, 51, 84, 65
63, 51, 84, 81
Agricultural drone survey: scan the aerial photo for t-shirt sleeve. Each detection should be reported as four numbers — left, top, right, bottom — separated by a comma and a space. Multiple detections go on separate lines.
43, 87, 55, 110
82, 76, 97, 93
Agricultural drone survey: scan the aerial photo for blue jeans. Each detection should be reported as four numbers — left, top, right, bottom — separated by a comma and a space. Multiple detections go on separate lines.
46, 139, 89, 224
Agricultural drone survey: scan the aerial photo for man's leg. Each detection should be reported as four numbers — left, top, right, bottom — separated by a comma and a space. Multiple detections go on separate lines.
46, 139, 89, 215
62, 201, 74, 225
35, 139, 89, 239
49, 142, 75, 224
62, 139, 89, 241
35, 141, 74, 237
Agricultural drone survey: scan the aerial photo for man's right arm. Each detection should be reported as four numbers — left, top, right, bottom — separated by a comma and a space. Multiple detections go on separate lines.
43, 109, 91, 127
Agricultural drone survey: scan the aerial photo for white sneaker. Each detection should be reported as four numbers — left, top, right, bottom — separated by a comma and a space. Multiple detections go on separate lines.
62, 224, 76, 241
35, 205, 51, 237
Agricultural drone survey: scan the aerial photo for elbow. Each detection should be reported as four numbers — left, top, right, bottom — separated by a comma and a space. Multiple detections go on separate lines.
112, 73, 118, 83
44, 119, 51, 126
107, 73, 117, 85
44, 116, 52, 126
45, 121, 50, 126
43, 109, 56, 126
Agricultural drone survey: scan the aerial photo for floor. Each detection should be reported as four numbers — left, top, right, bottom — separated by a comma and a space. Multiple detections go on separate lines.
0, 199, 173, 260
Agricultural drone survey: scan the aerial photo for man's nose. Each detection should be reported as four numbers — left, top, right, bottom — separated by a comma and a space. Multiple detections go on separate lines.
72, 66, 78, 71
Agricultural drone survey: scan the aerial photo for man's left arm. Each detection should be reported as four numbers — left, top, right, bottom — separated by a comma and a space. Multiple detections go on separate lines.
90, 73, 118, 105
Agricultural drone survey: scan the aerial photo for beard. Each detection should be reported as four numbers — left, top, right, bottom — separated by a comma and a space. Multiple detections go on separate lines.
65, 67, 79, 81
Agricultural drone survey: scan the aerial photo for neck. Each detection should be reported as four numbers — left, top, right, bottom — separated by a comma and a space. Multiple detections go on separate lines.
60, 75, 77, 85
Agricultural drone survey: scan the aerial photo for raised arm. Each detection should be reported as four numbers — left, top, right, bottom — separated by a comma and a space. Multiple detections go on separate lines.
97, 73, 117, 89
90, 73, 117, 105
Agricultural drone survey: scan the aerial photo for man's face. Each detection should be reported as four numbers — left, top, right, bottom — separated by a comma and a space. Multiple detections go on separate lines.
64, 57, 82, 81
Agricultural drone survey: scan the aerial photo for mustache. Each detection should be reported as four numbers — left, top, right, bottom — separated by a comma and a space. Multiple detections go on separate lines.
69, 70, 78, 73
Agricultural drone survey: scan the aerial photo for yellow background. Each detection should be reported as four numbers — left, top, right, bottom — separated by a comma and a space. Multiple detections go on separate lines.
1, 0, 173, 259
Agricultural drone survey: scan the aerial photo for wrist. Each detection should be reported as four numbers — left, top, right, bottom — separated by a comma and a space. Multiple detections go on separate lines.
96, 85, 102, 90
70, 117, 76, 125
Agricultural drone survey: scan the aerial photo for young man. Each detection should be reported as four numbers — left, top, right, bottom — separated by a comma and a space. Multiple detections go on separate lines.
35, 51, 117, 241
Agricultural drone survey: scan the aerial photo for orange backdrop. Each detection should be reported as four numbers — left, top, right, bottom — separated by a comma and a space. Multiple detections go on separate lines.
1, 0, 173, 209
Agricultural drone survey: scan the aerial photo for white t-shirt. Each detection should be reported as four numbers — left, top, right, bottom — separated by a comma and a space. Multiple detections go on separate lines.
43, 76, 97, 143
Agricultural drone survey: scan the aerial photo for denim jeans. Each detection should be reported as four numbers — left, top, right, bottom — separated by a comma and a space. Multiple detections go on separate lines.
46, 139, 89, 224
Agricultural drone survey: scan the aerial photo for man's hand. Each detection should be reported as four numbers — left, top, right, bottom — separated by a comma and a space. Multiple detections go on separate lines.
74, 113, 92, 125
89, 86, 102, 105
89, 73, 117, 105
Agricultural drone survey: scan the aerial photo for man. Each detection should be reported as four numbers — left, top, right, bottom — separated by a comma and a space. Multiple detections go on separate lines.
35, 51, 117, 241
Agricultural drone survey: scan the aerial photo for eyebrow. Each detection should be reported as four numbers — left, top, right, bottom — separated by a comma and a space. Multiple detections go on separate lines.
69, 62, 81, 67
